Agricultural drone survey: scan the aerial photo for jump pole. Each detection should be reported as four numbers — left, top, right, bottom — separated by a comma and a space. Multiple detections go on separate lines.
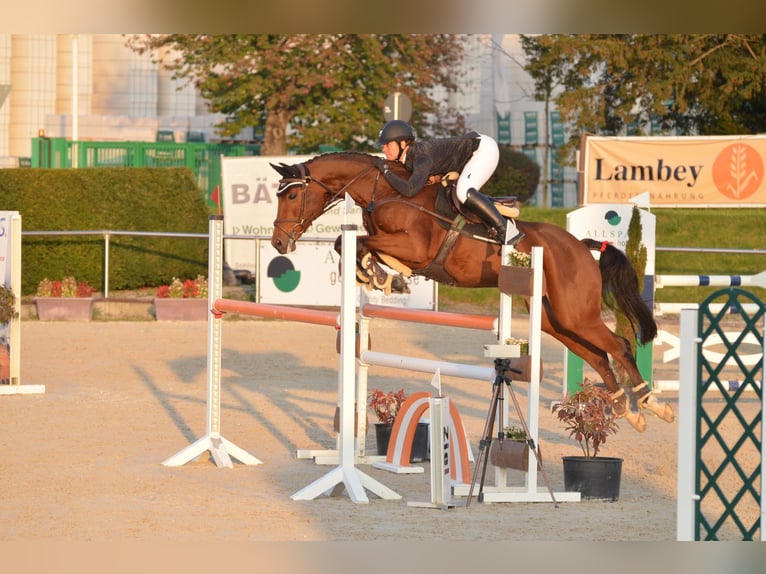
163, 215, 261, 468
291, 195, 400, 503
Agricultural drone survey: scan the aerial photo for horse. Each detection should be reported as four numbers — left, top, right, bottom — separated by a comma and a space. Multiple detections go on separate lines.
269, 152, 674, 432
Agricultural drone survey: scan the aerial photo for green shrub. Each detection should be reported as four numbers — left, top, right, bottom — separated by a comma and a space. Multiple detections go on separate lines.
0, 167, 209, 295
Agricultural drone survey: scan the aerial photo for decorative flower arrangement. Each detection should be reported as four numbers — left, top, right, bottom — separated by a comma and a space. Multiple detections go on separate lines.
36, 276, 94, 298
0, 285, 19, 324
552, 378, 620, 458
155, 275, 208, 299
501, 425, 528, 441
507, 249, 531, 267
368, 388, 407, 425
505, 337, 529, 355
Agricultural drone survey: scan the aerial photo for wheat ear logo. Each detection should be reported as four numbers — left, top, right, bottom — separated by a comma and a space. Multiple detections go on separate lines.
712, 143, 763, 200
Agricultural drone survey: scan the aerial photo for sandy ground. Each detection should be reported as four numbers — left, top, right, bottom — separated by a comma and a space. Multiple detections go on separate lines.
1, 312, 762, 559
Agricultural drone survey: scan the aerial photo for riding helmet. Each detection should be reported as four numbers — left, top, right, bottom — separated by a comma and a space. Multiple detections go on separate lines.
378, 120, 415, 145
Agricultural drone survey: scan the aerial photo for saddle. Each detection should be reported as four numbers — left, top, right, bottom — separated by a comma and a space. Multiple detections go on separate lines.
433, 171, 521, 229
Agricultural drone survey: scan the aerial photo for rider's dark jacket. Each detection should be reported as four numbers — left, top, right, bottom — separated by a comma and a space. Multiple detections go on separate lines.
382, 131, 481, 197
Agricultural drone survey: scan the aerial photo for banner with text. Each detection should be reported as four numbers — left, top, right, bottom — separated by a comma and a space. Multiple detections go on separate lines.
582, 135, 766, 207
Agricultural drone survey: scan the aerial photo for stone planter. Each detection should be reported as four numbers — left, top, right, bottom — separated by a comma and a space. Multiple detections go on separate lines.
153, 298, 209, 321
34, 297, 94, 321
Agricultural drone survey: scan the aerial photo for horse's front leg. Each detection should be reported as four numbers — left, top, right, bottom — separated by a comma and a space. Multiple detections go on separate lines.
333, 235, 410, 295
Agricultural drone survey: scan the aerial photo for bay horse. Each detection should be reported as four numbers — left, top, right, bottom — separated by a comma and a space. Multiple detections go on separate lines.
269, 152, 674, 432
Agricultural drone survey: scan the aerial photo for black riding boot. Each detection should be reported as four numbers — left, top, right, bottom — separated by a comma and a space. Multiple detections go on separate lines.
464, 189, 524, 245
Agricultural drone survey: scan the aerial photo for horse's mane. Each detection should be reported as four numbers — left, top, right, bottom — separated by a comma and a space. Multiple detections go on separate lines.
307, 151, 376, 165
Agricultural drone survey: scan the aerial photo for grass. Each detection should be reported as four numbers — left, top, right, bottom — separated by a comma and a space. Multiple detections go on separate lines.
438, 207, 766, 314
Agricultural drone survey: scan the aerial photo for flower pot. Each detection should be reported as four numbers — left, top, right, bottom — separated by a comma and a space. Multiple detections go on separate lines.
562, 455, 623, 501
489, 439, 541, 471
34, 297, 94, 321
153, 298, 209, 321
374, 421, 429, 462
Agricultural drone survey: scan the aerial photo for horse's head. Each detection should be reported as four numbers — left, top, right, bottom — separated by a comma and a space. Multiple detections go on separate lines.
269, 160, 333, 253
269, 153, 379, 253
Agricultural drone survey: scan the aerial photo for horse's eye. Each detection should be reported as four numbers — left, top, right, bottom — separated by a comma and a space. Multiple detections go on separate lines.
288, 190, 298, 200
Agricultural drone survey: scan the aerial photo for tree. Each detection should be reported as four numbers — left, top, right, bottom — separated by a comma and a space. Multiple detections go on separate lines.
126, 34, 467, 155
482, 145, 540, 204
520, 34, 766, 165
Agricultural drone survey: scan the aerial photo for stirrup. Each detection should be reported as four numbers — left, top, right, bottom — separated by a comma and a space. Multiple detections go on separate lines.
505, 231, 525, 246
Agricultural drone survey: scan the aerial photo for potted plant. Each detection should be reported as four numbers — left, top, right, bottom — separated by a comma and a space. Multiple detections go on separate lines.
552, 378, 623, 501
0, 284, 19, 326
34, 276, 95, 321
368, 388, 428, 461
153, 275, 209, 321
489, 424, 540, 471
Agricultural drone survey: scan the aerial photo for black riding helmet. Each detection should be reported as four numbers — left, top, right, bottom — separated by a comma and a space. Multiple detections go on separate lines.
378, 120, 415, 145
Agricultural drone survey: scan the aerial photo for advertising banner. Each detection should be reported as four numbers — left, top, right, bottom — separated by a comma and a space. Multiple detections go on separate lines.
582, 135, 766, 207
0, 212, 21, 388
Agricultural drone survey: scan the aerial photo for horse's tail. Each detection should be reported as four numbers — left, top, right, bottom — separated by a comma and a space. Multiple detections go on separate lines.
582, 239, 657, 344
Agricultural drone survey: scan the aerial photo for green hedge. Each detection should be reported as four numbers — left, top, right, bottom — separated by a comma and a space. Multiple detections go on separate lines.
1, 167, 210, 295
482, 145, 541, 203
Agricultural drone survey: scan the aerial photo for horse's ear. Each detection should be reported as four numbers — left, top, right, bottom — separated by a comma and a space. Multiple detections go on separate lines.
270, 162, 289, 177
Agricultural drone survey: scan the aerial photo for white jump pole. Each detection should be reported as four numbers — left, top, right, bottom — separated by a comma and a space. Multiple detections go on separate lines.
163, 215, 261, 468
291, 196, 400, 503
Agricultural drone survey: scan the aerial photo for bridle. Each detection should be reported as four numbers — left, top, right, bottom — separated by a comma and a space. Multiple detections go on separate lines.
273, 162, 378, 245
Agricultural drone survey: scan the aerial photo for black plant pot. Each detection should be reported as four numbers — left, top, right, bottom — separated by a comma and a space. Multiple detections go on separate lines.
374, 421, 429, 462
562, 455, 623, 501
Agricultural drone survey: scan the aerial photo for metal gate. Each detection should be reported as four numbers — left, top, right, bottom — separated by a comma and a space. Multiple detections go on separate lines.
677, 287, 765, 540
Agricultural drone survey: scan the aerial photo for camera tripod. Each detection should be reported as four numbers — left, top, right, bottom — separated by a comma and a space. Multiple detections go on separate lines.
466, 357, 559, 507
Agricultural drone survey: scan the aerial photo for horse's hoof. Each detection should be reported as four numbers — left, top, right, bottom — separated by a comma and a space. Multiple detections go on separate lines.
624, 409, 646, 433
642, 395, 675, 423
391, 275, 410, 295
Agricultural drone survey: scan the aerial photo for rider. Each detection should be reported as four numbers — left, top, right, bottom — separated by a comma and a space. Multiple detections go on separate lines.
374, 120, 524, 246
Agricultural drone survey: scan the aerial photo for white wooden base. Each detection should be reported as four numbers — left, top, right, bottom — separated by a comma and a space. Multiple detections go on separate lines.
452, 483, 581, 503
0, 384, 45, 395
372, 460, 424, 474
291, 465, 401, 503
162, 434, 262, 468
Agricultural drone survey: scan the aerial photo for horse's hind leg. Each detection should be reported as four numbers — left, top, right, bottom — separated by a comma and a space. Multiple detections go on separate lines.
542, 318, 647, 433
608, 333, 675, 423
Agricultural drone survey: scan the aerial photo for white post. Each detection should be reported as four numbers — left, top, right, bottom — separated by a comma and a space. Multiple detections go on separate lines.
291, 196, 400, 502
408, 395, 455, 510
162, 215, 261, 467
676, 308, 699, 540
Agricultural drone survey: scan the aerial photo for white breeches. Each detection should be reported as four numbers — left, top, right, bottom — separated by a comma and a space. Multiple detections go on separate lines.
455, 134, 500, 203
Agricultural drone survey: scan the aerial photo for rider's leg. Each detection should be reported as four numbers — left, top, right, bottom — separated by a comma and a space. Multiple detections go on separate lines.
457, 134, 524, 246
463, 188, 524, 245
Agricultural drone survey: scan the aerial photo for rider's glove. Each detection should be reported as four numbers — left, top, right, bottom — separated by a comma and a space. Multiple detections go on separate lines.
374, 157, 390, 175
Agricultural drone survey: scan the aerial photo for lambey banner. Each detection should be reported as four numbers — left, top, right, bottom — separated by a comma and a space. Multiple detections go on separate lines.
582, 135, 766, 207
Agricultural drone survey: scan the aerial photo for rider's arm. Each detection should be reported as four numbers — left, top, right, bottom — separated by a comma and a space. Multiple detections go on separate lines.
382, 153, 432, 198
